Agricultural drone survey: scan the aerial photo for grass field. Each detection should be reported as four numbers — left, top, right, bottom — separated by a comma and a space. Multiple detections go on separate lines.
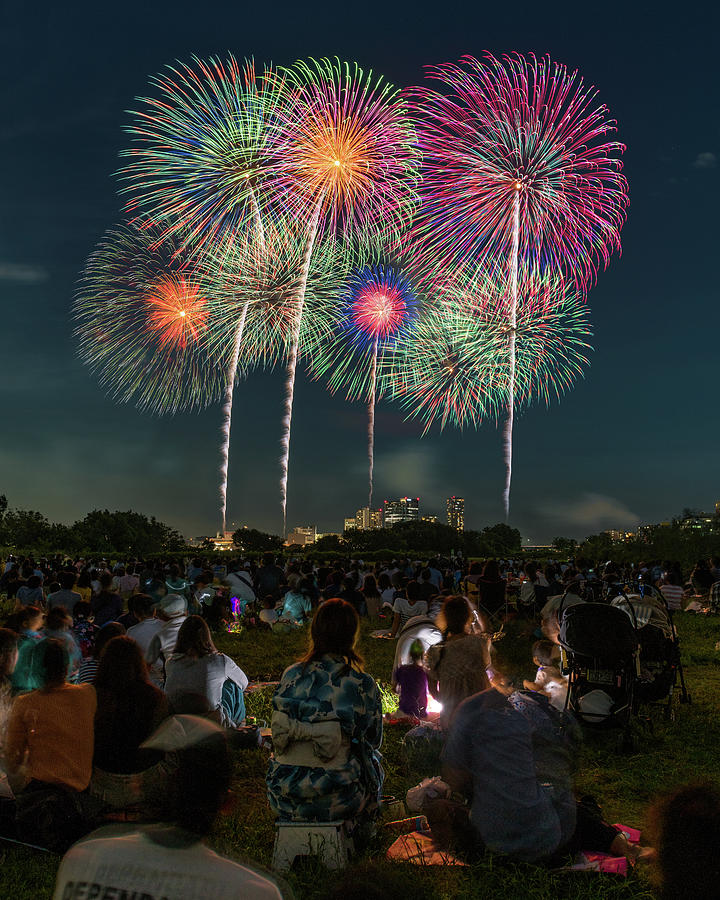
3, 613, 719, 899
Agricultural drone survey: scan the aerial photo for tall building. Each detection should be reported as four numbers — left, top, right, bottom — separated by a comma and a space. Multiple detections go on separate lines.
383, 497, 420, 527
446, 496, 465, 532
355, 507, 383, 530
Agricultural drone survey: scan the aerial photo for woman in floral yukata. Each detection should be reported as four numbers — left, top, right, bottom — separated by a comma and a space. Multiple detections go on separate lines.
267, 599, 383, 822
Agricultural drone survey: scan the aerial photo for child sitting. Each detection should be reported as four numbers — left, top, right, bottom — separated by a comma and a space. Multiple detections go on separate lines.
523, 639, 568, 710
391, 640, 428, 720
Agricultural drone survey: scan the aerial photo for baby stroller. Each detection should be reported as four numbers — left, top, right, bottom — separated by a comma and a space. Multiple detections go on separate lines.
393, 615, 443, 671
609, 583, 691, 718
557, 598, 640, 740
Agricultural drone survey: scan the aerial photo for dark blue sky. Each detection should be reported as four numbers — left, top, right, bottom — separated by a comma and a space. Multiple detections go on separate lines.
1, 0, 718, 542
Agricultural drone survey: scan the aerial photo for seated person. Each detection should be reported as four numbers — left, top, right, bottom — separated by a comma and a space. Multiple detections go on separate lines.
165, 616, 248, 727
648, 782, 720, 900
78, 622, 126, 684
259, 595, 279, 626
10, 606, 45, 694
267, 599, 383, 822
54, 717, 285, 900
278, 574, 313, 625
523, 640, 568, 710
6, 639, 96, 797
146, 594, 188, 687
91, 636, 173, 812
438, 643, 644, 863
42, 606, 83, 683
425, 595, 490, 727
389, 581, 428, 637
391, 640, 428, 720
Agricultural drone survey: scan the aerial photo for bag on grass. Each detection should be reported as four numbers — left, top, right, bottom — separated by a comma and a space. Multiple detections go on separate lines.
15, 783, 87, 852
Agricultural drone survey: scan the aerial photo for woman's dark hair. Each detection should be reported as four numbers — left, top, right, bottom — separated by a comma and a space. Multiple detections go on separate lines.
174, 615, 217, 658
95, 636, 149, 691
362, 574, 379, 596
73, 600, 92, 620
93, 622, 126, 659
45, 606, 72, 631
39, 638, 69, 689
19, 606, 43, 630
60, 571, 77, 590
26, 575, 42, 590
648, 782, 720, 900
377, 573, 391, 591
482, 559, 500, 580
99, 572, 113, 590
301, 599, 362, 670
440, 595, 470, 637
77, 571, 91, 588
0, 628, 19, 676
405, 581, 421, 602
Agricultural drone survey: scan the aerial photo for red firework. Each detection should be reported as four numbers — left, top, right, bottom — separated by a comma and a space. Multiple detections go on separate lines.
146, 276, 208, 349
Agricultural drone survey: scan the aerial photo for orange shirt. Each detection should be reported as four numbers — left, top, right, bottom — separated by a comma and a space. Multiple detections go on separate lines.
6, 683, 96, 792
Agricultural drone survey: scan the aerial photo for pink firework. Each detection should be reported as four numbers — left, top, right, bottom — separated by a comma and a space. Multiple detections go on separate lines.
350, 272, 411, 343
406, 53, 628, 288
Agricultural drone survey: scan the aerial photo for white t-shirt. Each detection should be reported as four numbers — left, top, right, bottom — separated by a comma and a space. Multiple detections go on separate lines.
225, 571, 256, 603
53, 826, 283, 900
165, 654, 248, 717
392, 596, 428, 630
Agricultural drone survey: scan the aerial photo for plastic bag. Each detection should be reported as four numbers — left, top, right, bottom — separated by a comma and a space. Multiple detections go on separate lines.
406, 776, 450, 813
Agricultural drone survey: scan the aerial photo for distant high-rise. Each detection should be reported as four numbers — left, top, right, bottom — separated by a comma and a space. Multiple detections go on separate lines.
343, 517, 358, 532
383, 497, 420, 527
356, 507, 383, 530
446, 496, 465, 532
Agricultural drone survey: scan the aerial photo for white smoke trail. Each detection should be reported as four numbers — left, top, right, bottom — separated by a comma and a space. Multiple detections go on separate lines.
502, 186, 520, 522
367, 336, 379, 510
217, 190, 266, 535
279, 201, 323, 535
219, 304, 249, 534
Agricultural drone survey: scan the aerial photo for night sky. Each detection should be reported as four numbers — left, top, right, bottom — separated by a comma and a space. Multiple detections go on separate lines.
1, 1, 718, 543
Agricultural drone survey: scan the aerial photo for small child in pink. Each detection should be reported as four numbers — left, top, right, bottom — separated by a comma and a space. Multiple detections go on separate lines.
523, 639, 568, 710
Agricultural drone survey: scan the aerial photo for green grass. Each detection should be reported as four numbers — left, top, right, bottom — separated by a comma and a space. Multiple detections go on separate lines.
5, 615, 719, 898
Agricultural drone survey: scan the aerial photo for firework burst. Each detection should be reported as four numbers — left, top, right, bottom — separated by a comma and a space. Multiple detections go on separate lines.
74, 222, 226, 415
118, 55, 280, 255
387, 263, 592, 435
308, 265, 418, 507
267, 57, 420, 254
406, 53, 625, 517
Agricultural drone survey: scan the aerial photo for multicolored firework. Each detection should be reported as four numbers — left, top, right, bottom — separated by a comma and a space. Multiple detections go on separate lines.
406, 53, 628, 287
308, 265, 418, 507
405, 53, 626, 517
73, 222, 226, 415
200, 213, 351, 530
118, 55, 279, 255
262, 58, 419, 531
267, 57, 421, 255
386, 263, 592, 435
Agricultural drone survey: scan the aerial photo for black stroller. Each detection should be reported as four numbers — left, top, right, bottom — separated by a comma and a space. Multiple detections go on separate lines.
608, 583, 691, 718
558, 598, 641, 741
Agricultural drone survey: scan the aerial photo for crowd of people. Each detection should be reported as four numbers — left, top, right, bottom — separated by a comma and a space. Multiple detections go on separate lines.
0, 549, 719, 897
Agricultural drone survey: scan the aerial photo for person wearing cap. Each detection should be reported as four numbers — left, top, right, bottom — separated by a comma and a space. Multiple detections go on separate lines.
145, 593, 188, 688
53, 715, 285, 900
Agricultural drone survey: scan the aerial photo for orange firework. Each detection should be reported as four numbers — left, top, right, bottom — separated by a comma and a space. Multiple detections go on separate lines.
145, 276, 208, 349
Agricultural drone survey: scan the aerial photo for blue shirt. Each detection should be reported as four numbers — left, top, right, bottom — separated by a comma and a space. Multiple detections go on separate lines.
443, 689, 565, 860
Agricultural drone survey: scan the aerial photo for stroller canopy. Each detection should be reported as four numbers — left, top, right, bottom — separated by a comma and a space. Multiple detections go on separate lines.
559, 603, 638, 662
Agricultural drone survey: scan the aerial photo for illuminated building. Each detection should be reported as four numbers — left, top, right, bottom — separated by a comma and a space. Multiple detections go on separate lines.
355, 507, 383, 530
446, 496, 465, 532
383, 497, 420, 527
